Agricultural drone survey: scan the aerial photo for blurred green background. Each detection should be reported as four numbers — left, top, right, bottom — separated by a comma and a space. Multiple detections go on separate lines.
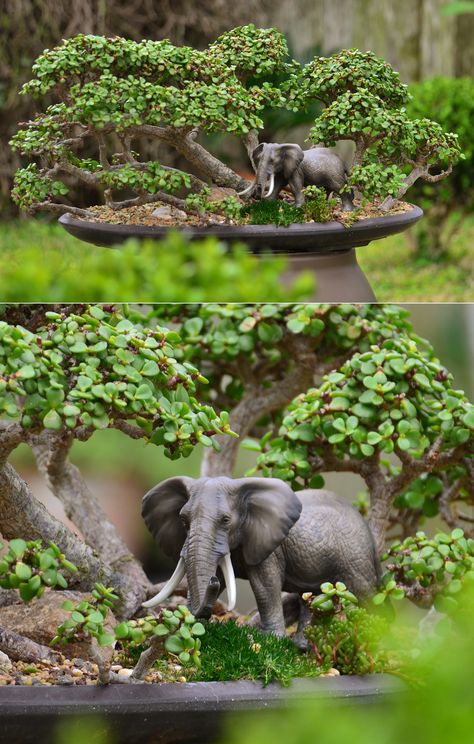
1, 0, 473, 301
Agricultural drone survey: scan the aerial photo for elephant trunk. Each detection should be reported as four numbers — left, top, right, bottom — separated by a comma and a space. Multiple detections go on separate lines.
254, 147, 272, 199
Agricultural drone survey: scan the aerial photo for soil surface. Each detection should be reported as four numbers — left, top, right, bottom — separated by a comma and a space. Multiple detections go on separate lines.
83, 199, 413, 228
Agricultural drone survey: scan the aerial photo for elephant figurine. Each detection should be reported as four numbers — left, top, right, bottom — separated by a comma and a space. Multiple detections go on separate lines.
239, 143, 355, 212
141, 476, 380, 641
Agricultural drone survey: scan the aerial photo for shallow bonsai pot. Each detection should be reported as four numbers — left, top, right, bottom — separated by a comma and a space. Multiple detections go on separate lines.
58, 206, 423, 302
0, 675, 403, 744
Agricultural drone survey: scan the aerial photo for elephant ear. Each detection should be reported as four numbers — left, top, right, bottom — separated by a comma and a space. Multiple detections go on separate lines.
251, 142, 265, 169
279, 144, 304, 181
237, 478, 302, 566
142, 476, 193, 559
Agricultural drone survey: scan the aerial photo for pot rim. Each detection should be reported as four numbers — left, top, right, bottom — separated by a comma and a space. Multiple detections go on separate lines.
58, 205, 423, 253
0, 674, 403, 714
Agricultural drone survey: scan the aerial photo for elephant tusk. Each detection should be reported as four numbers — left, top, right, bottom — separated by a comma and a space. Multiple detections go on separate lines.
237, 181, 255, 196
219, 553, 237, 611
263, 173, 275, 198
142, 557, 186, 609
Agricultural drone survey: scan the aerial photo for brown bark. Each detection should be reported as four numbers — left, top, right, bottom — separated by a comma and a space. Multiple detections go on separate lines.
201, 334, 317, 477
31, 433, 151, 618
0, 626, 59, 663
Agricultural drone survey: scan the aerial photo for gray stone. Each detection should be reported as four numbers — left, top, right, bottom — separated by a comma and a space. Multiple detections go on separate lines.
0, 650, 12, 671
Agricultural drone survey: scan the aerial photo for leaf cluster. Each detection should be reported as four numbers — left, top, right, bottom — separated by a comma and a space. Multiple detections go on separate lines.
304, 581, 392, 675
51, 583, 119, 648
114, 606, 205, 667
0, 538, 77, 602
255, 331, 473, 485
375, 530, 474, 610
0, 304, 231, 459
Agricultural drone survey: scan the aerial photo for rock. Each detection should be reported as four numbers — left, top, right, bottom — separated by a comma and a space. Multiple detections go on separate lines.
117, 668, 133, 678
207, 186, 239, 202
321, 668, 340, 677
0, 651, 12, 672
0, 591, 116, 663
151, 206, 173, 218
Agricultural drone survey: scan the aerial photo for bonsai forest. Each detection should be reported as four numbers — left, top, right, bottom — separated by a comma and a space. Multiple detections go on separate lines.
11, 25, 462, 230
0, 303, 473, 687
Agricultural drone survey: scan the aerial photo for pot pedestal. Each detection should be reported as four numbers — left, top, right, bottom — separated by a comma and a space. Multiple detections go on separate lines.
281, 250, 376, 301
59, 206, 422, 303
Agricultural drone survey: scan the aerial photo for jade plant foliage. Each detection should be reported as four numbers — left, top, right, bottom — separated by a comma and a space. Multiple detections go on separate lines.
406, 77, 474, 259
11, 26, 461, 222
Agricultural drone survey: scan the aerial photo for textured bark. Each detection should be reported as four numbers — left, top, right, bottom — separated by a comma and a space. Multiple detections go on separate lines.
200, 335, 317, 477
131, 636, 164, 681
0, 462, 108, 588
0, 626, 59, 663
31, 433, 151, 617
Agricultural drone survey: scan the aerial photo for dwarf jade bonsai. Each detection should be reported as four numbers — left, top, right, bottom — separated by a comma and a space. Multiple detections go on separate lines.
11, 26, 461, 224
0, 304, 472, 682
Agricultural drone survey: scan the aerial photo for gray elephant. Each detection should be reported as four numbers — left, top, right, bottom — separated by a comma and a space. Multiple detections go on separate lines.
141, 476, 380, 640
239, 143, 354, 212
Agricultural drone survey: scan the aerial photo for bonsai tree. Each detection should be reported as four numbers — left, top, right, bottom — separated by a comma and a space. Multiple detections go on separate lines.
11, 27, 461, 223
1, 303, 472, 680
405, 77, 474, 259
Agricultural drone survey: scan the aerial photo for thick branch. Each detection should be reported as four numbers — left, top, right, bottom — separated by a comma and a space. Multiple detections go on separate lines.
28, 203, 95, 218
108, 191, 186, 212
0, 626, 59, 663
0, 462, 107, 590
130, 636, 164, 681
201, 335, 317, 477
173, 133, 247, 190
31, 432, 150, 617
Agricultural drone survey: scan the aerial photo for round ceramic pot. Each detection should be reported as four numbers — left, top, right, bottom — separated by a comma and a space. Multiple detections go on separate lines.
0, 674, 403, 744
59, 206, 423, 302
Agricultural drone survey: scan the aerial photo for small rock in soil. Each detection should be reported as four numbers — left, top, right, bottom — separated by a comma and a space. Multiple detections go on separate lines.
0, 650, 12, 671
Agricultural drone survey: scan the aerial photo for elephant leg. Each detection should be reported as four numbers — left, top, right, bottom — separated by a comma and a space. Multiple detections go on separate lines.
246, 553, 286, 636
292, 597, 312, 651
288, 170, 305, 207
340, 188, 355, 212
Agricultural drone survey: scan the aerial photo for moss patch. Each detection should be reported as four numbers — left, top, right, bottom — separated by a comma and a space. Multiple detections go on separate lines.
194, 620, 320, 686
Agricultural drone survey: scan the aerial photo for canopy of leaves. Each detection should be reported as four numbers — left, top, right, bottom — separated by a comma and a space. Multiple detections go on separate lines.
150, 303, 414, 412
255, 323, 473, 484
0, 305, 231, 458
406, 77, 474, 255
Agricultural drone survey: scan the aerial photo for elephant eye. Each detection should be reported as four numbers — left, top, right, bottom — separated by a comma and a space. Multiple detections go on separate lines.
180, 513, 190, 529
221, 514, 231, 527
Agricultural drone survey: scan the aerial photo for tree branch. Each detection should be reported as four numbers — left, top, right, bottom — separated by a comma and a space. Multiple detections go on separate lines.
30, 432, 151, 617
0, 626, 59, 664
201, 334, 317, 477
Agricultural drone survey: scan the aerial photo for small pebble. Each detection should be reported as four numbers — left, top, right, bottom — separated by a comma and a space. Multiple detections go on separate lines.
117, 668, 133, 678
0, 651, 12, 672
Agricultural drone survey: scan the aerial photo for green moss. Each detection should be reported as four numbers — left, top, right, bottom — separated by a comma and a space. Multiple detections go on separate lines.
194, 621, 320, 686
242, 200, 305, 227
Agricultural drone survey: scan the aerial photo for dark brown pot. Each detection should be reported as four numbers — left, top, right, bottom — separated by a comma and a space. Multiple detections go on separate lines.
0, 675, 403, 744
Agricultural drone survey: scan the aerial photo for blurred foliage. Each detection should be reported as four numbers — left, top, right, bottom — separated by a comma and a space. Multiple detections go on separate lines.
357, 217, 474, 301
222, 583, 474, 744
406, 77, 474, 260
376, 529, 474, 610
0, 222, 312, 302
